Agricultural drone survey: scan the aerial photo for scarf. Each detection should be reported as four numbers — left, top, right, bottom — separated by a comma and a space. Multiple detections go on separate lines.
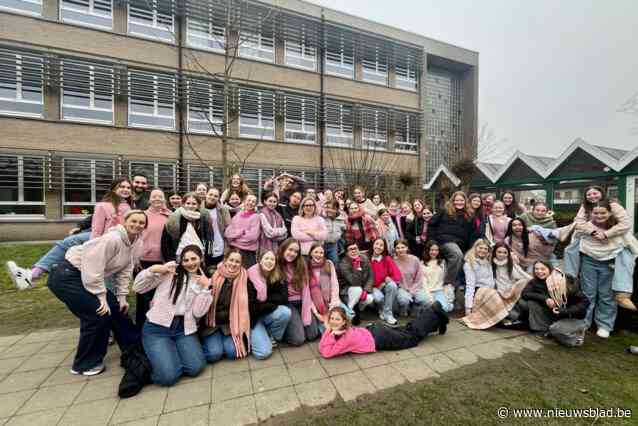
345, 211, 378, 244
239, 209, 256, 218
259, 207, 285, 254
207, 263, 251, 358
284, 266, 315, 326
309, 259, 328, 314
520, 212, 556, 229
246, 264, 267, 302
178, 207, 201, 222
493, 258, 508, 267
351, 255, 362, 270
546, 269, 568, 308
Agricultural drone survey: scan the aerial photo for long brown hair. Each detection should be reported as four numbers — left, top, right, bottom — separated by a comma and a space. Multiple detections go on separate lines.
102, 177, 132, 210
276, 238, 308, 290
446, 191, 472, 220
226, 173, 252, 200
257, 250, 282, 285
308, 241, 333, 274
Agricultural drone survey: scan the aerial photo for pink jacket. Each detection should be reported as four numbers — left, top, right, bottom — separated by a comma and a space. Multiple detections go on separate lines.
318, 327, 376, 358
141, 208, 171, 262
91, 202, 131, 239
224, 210, 261, 251
291, 215, 328, 255
370, 255, 402, 288
394, 254, 425, 295
66, 225, 142, 296
133, 268, 213, 335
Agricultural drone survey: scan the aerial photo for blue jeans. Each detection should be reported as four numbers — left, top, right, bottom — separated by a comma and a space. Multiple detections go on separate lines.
142, 318, 206, 386
427, 289, 454, 313
580, 255, 617, 332
201, 330, 238, 362
372, 281, 398, 318
47, 260, 139, 372
396, 288, 429, 314
36, 231, 90, 272
251, 306, 291, 359
324, 242, 339, 266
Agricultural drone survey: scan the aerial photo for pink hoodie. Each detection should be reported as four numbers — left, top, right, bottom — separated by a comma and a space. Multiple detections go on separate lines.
394, 254, 425, 295
224, 210, 261, 251
90, 201, 130, 239
141, 207, 171, 262
318, 327, 376, 358
291, 214, 328, 255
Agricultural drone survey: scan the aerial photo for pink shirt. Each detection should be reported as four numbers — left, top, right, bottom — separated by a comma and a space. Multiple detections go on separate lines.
370, 255, 402, 288
394, 254, 425, 295
141, 208, 170, 262
224, 211, 261, 251
318, 327, 376, 358
91, 202, 130, 239
291, 215, 328, 255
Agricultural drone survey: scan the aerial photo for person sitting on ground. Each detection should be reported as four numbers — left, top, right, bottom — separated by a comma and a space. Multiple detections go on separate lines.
337, 241, 375, 323
393, 239, 428, 317
463, 239, 495, 316
421, 241, 454, 313
369, 238, 400, 326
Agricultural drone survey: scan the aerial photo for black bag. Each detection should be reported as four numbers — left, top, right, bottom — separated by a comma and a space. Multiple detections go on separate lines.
118, 342, 152, 398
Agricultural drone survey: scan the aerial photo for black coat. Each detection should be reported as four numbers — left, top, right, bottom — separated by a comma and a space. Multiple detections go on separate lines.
248, 278, 288, 319
405, 217, 427, 257
277, 204, 298, 235
428, 211, 475, 252
522, 278, 588, 319
160, 215, 210, 262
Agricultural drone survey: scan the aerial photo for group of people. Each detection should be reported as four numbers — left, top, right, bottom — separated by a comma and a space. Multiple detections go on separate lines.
5, 172, 637, 392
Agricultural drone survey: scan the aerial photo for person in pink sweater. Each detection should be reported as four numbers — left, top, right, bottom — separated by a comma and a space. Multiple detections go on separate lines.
307, 242, 342, 315
369, 238, 400, 325
317, 302, 449, 358
291, 196, 328, 256
393, 239, 428, 317
224, 194, 261, 268
91, 177, 133, 240
486, 201, 511, 245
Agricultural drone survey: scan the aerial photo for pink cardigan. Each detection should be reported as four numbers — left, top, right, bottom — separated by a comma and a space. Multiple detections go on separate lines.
394, 254, 425, 295
318, 327, 376, 358
224, 210, 261, 251
91, 201, 130, 239
291, 215, 328, 255
141, 208, 170, 262
133, 268, 213, 335
370, 255, 402, 288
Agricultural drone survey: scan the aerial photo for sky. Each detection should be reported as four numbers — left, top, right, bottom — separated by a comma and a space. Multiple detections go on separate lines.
310, 0, 638, 163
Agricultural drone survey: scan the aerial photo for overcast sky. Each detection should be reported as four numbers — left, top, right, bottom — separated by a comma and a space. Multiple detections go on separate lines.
310, 0, 638, 162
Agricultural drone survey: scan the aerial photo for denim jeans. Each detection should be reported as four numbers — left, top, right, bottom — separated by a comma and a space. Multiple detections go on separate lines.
372, 281, 398, 318
142, 318, 206, 386
344, 287, 374, 311
251, 305, 291, 359
580, 255, 617, 332
35, 231, 90, 272
427, 289, 454, 313
284, 302, 320, 346
324, 242, 339, 266
47, 260, 139, 372
396, 288, 429, 315
440, 242, 464, 286
201, 331, 239, 363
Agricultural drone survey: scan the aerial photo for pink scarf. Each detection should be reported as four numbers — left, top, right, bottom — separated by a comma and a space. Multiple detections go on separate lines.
247, 264, 268, 302
259, 207, 285, 253
239, 210, 256, 218
285, 265, 314, 326
309, 260, 328, 315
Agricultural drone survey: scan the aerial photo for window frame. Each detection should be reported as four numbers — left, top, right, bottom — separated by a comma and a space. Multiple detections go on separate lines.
395, 62, 418, 91
60, 62, 114, 125
284, 96, 316, 144
325, 103, 353, 148
128, 71, 176, 130
0, 51, 44, 118
187, 79, 224, 135
127, 0, 175, 43
284, 37, 316, 71
60, 0, 113, 30
0, 154, 45, 219
394, 112, 419, 154
0, 0, 42, 16
62, 157, 115, 217
239, 30, 275, 63
361, 46, 388, 86
186, 16, 225, 52
324, 34, 354, 79
238, 89, 275, 140
361, 109, 388, 151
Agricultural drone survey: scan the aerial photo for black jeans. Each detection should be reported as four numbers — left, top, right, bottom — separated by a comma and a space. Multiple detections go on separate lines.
135, 260, 163, 330
47, 260, 139, 372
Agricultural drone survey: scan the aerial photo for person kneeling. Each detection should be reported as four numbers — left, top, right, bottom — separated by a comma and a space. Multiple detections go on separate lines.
133, 245, 212, 386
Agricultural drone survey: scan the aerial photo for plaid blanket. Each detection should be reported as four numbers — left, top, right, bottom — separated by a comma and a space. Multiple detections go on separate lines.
460, 279, 529, 330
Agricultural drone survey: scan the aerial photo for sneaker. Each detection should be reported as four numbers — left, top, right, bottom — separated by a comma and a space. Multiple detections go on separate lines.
378, 311, 385, 320
270, 336, 278, 348
596, 328, 610, 339
384, 315, 398, 326
70, 363, 105, 376
6, 261, 33, 290
626, 346, 638, 355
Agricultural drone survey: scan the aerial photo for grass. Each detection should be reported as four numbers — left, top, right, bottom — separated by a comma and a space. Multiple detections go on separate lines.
270, 332, 638, 426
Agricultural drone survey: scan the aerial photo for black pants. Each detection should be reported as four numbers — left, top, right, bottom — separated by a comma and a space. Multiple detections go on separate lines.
48, 260, 139, 372
369, 303, 449, 351
134, 260, 163, 330
514, 299, 555, 332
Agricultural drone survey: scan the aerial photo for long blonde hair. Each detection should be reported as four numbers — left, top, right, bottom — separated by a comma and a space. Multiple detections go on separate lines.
464, 238, 492, 267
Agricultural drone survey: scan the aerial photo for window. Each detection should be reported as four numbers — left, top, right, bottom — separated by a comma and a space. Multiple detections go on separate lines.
325, 102, 353, 147
361, 108, 388, 150
61, 60, 113, 124
63, 158, 114, 216
186, 2, 226, 52
325, 30, 354, 78
60, 0, 112, 29
187, 79, 224, 134
128, 71, 175, 129
239, 30, 274, 62
240, 167, 272, 202
129, 161, 176, 191
128, 0, 174, 42
239, 88, 274, 140
394, 112, 419, 153
0, 49, 44, 118
0, 155, 45, 217
395, 51, 418, 91
361, 43, 388, 86
284, 27, 316, 70
0, 0, 42, 16
284, 95, 316, 144
186, 163, 222, 191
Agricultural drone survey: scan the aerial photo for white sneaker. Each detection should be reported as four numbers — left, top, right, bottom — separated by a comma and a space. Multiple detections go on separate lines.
6, 261, 33, 290
596, 328, 610, 339
378, 312, 385, 320
384, 315, 398, 326
70, 363, 105, 376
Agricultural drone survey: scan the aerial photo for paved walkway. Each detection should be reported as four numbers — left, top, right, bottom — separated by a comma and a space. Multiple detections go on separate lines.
0, 322, 545, 426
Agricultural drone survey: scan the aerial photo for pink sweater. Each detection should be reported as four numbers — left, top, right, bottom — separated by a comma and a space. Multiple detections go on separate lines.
318, 327, 376, 358
141, 208, 170, 262
394, 254, 425, 294
310, 261, 340, 307
91, 202, 131, 239
488, 215, 511, 243
224, 211, 261, 251
291, 215, 328, 255
133, 268, 213, 335
370, 255, 402, 288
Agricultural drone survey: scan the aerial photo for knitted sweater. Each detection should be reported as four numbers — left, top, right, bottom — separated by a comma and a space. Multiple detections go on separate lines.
324, 214, 347, 244
90, 202, 130, 239
291, 214, 328, 255
505, 233, 556, 270
463, 260, 495, 310
394, 254, 425, 295
141, 208, 170, 262
494, 262, 531, 297
224, 211, 261, 251
370, 255, 402, 288
422, 260, 446, 293
133, 268, 213, 335
574, 202, 630, 238
574, 221, 625, 261
66, 224, 142, 296
310, 261, 341, 307
318, 327, 376, 358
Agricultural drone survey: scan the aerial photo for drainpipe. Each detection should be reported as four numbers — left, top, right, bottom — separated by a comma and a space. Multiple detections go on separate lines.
177, 8, 185, 189
319, 10, 326, 190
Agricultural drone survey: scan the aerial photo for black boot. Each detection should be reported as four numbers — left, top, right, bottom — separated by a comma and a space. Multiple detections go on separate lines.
118, 341, 152, 398
430, 301, 449, 335
406, 302, 449, 340
352, 305, 361, 326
